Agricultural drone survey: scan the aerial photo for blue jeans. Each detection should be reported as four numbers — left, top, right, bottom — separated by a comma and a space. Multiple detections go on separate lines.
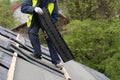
28, 23, 61, 64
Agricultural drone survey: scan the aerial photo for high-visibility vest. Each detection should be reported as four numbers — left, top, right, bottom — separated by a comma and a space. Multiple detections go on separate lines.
27, 0, 54, 27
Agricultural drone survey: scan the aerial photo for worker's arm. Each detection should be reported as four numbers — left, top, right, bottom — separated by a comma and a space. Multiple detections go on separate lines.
21, 0, 35, 14
47, 1, 59, 23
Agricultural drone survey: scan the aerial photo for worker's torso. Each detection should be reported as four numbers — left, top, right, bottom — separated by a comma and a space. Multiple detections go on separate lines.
37, 0, 54, 8
29, 0, 57, 27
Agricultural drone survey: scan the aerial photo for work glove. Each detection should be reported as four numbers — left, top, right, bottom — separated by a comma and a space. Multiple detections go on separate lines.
34, 7, 43, 15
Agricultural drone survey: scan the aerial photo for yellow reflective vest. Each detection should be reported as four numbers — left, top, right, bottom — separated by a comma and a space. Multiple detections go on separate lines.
27, 0, 54, 27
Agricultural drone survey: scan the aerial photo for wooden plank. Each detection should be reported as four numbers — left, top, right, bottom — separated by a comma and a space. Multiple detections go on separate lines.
7, 34, 19, 80
7, 52, 17, 80
60, 67, 72, 80
15, 34, 20, 47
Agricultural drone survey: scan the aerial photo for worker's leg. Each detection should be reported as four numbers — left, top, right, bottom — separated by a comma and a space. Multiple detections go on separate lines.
28, 24, 42, 57
46, 38, 61, 64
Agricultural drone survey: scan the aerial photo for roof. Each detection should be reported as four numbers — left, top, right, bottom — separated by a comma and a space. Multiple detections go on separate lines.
0, 26, 110, 80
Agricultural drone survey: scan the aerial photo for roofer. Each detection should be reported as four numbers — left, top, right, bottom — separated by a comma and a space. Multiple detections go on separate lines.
21, 0, 62, 68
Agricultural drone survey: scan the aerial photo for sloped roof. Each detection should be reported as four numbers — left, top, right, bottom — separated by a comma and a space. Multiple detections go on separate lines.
0, 26, 110, 80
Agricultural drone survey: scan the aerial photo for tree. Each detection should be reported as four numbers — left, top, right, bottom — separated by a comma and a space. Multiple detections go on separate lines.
62, 19, 120, 80
64, 0, 116, 20
0, 0, 15, 28
115, 0, 120, 17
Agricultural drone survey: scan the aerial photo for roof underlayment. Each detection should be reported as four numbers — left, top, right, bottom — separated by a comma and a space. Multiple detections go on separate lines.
0, 26, 110, 80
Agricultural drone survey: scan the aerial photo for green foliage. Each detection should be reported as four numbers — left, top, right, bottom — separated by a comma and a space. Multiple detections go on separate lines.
62, 19, 120, 80
65, 0, 116, 20
100, 53, 120, 80
16, 0, 23, 4
115, 0, 120, 16
0, 0, 15, 29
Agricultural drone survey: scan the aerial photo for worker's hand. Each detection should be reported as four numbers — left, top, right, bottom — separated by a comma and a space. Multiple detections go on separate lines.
34, 7, 43, 15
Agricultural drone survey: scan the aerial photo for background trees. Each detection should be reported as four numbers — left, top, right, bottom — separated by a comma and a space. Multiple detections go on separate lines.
62, 19, 120, 80
0, 0, 15, 28
59, 0, 120, 80
61, 0, 117, 20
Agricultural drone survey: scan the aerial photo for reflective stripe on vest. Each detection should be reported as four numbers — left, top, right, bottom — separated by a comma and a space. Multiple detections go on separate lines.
27, 0, 55, 27
47, 3, 54, 15
27, 0, 38, 27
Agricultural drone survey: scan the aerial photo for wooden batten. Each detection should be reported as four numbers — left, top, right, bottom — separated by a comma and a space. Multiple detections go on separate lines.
7, 52, 17, 80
